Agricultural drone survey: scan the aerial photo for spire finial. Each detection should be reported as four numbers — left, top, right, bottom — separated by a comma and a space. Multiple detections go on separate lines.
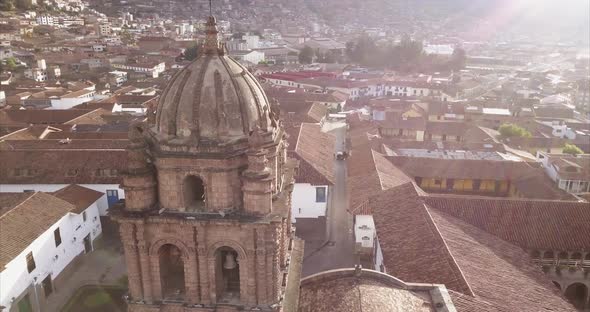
209, 0, 212, 16
203, 12, 223, 55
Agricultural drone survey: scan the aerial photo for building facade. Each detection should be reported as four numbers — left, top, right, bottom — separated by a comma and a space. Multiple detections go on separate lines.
0, 186, 103, 312
112, 16, 302, 312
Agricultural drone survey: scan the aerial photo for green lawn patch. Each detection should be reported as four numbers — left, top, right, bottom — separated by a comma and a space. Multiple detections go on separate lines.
61, 285, 126, 312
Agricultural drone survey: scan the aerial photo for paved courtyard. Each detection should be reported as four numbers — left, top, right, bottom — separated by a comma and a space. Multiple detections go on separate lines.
44, 228, 126, 312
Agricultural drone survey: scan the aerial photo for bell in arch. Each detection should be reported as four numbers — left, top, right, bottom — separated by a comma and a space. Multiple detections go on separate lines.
223, 252, 237, 270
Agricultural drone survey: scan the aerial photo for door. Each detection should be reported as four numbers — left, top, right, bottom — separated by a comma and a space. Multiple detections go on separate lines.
106, 189, 119, 208
42, 275, 53, 297
17, 294, 32, 312
83, 234, 92, 253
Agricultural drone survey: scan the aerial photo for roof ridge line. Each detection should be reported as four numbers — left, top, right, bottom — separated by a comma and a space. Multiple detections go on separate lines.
0, 192, 37, 220
294, 123, 305, 153
370, 149, 385, 190
63, 108, 103, 125
422, 203, 475, 297
423, 193, 586, 204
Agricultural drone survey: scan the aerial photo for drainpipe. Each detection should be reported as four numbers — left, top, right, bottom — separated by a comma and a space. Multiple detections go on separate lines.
32, 276, 40, 312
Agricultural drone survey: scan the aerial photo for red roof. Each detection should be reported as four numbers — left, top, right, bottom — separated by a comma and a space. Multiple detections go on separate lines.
260, 71, 336, 82
424, 194, 590, 251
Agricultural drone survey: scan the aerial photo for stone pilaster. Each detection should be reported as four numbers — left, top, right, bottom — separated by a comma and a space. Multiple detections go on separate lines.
185, 228, 200, 304
120, 223, 143, 300
137, 243, 153, 302
256, 247, 267, 304
196, 225, 210, 304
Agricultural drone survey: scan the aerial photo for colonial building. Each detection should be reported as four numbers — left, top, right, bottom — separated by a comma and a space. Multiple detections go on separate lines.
111, 16, 304, 312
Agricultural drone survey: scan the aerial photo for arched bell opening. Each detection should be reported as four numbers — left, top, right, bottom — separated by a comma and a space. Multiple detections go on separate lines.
159, 244, 186, 300
564, 283, 588, 309
215, 247, 240, 303
184, 175, 205, 211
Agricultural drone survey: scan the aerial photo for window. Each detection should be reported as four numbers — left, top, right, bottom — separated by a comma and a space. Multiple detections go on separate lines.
446, 179, 454, 190
414, 177, 423, 186
26, 252, 36, 273
473, 179, 481, 191
54, 228, 62, 247
315, 187, 326, 203
95, 169, 118, 177
66, 169, 79, 177
82, 211, 87, 222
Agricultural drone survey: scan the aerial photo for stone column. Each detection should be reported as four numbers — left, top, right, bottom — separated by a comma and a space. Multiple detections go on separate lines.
135, 224, 153, 303
256, 248, 267, 304
149, 253, 162, 300
196, 225, 210, 304
119, 223, 143, 300
137, 243, 153, 302
185, 228, 200, 304
266, 245, 275, 302
246, 248, 258, 305
197, 249, 209, 304
239, 253, 250, 304
207, 257, 217, 303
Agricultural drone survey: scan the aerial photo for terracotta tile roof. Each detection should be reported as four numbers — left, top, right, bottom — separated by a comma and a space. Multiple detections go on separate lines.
44, 131, 129, 140
370, 184, 474, 295
52, 184, 104, 214
0, 149, 126, 184
378, 116, 427, 131
548, 155, 590, 181
290, 153, 332, 186
0, 139, 128, 150
292, 123, 335, 185
0, 192, 75, 268
426, 121, 468, 137
299, 273, 434, 312
387, 156, 574, 200
0, 109, 96, 126
370, 185, 577, 311
347, 121, 409, 214
424, 195, 590, 251
306, 103, 328, 123
430, 208, 576, 312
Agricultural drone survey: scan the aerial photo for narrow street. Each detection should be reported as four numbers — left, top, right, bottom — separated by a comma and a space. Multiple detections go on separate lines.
301, 121, 356, 277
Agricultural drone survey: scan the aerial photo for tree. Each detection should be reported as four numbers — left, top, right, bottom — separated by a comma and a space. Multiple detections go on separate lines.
231, 32, 245, 39
5, 57, 17, 70
298, 45, 314, 64
498, 123, 532, 139
563, 143, 584, 156
0, 0, 15, 11
120, 29, 135, 45
449, 47, 467, 71
15, 0, 33, 10
184, 44, 199, 61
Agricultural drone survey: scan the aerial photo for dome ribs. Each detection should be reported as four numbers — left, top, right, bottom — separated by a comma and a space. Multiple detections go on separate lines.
156, 69, 183, 132
219, 57, 250, 136
213, 69, 229, 138
191, 56, 211, 141
169, 69, 192, 136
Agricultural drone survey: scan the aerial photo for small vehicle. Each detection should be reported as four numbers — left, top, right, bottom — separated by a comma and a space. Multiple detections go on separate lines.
335, 151, 348, 160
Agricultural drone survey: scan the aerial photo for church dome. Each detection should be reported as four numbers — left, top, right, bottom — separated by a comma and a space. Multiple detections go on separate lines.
154, 17, 274, 146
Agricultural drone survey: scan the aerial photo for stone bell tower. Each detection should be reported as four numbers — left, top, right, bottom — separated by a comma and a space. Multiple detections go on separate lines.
112, 15, 303, 312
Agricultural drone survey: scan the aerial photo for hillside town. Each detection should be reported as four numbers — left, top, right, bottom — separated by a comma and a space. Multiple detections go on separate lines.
0, 0, 589, 311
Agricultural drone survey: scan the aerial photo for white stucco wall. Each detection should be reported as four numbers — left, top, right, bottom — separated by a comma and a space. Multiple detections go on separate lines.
49, 97, 94, 110
0, 203, 102, 311
0, 184, 124, 216
374, 236, 385, 273
291, 183, 328, 222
